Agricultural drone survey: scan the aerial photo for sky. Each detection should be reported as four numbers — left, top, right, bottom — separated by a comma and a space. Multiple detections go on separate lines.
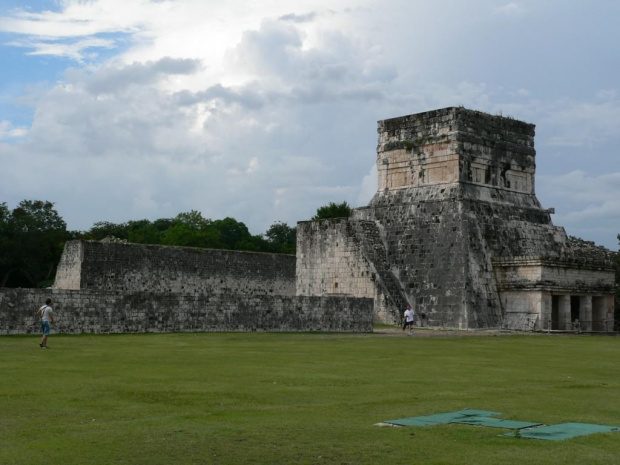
0, 0, 619, 250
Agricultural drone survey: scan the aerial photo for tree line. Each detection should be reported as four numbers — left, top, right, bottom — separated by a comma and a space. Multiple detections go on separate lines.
0, 200, 352, 289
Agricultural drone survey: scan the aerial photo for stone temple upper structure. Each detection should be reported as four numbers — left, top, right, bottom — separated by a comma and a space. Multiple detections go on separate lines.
296, 107, 615, 330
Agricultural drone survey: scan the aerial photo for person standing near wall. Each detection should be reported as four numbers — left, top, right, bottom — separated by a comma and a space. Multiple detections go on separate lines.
403, 304, 415, 335
37, 298, 54, 348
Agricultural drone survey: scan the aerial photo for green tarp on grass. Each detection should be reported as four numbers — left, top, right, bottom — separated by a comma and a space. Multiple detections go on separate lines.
382, 410, 620, 441
504, 422, 620, 441
383, 409, 502, 428
382, 418, 442, 427
455, 417, 541, 429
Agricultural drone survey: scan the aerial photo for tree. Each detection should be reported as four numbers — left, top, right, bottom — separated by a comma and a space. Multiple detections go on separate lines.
11, 200, 66, 234
0, 200, 69, 288
212, 217, 253, 250
127, 219, 162, 245
264, 221, 296, 254
85, 221, 130, 241
161, 211, 221, 248
311, 201, 352, 221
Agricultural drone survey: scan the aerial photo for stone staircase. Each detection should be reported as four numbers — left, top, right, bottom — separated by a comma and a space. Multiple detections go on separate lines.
349, 220, 410, 323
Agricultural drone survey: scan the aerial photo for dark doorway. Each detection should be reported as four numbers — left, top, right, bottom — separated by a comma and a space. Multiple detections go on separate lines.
551, 295, 559, 330
592, 296, 605, 331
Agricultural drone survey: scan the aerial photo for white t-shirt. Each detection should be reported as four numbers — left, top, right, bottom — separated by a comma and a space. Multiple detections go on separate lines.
404, 308, 415, 322
40, 305, 54, 322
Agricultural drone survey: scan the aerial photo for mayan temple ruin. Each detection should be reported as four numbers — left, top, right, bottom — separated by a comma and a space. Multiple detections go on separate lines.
296, 107, 616, 331
1, 107, 616, 335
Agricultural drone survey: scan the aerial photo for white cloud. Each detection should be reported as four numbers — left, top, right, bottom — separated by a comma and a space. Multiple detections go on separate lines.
7, 37, 116, 60
494, 3, 523, 16
0, 120, 28, 139
279, 12, 319, 24
539, 171, 620, 204
537, 171, 620, 248
0, 0, 619, 251
0, 0, 165, 37
543, 94, 620, 147
0, 11, 385, 232
357, 165, 377, 206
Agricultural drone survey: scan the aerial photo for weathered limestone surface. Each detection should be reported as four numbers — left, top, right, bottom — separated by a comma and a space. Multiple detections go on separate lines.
41, 240, 375, 334
0, 288, 373, 335
376, 107, 535, 194
296, 219, 375, 298
494, 258, 615, 293
295, 218, 406, 323
54, 240, 297, 296
53, 240, 82, 289
297, 107, 616, 330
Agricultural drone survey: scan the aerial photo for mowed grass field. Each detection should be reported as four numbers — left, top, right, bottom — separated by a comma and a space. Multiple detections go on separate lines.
1, 330, 619, 464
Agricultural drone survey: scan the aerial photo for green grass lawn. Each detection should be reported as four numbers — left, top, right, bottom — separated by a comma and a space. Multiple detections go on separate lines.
1, 331, 619, 464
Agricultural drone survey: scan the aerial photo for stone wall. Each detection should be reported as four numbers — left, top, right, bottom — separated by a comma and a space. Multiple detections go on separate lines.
296, 219, 375, 298
54, 241, 297, 296
0, 288, 373, 335
499, 290, 545, 330
296, 218, 414, 324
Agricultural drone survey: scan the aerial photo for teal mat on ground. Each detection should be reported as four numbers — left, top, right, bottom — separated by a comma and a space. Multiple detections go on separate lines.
410, 409, 500, 425
503, 422, 620, 441
383, 409, 503, 428
454, 417, 541, 429
382, 410, 620, 441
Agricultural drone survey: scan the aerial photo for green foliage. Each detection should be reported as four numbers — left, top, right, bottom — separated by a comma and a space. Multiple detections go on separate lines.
0, 199, 299, 287
78, 211, 296, 254
85, 221, 131, 241
311, 201, 352, 221
127, 219, 162, 244
160, 211, 221, 249
0, 200, 69, 288
1, 333, 619, 464
212, 217, 252, 250
264, 221, 296, 254
10, 200, 66, 233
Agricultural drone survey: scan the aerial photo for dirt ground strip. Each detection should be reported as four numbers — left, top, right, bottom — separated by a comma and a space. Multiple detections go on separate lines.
373, 327, 619, 338
374, 327, 540, 338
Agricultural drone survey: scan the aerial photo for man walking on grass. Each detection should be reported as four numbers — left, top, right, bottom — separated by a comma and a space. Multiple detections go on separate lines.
37, 298, 54, 348
403, 304, 415, 335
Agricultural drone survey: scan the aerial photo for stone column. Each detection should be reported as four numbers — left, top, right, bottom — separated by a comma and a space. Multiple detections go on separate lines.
579, 295, 593, 332
604, 295, 615, 332
558, 295, 571, 330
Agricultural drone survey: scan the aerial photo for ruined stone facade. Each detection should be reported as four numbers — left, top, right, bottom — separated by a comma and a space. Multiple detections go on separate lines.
2, 107, 614, 334
54, 240, 297, 295
1, 242, 373, 334
297, 107, 616, 330
0, 288, 371, 335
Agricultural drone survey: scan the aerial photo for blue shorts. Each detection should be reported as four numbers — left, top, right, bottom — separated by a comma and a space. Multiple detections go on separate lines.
41, 321, 51, 336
